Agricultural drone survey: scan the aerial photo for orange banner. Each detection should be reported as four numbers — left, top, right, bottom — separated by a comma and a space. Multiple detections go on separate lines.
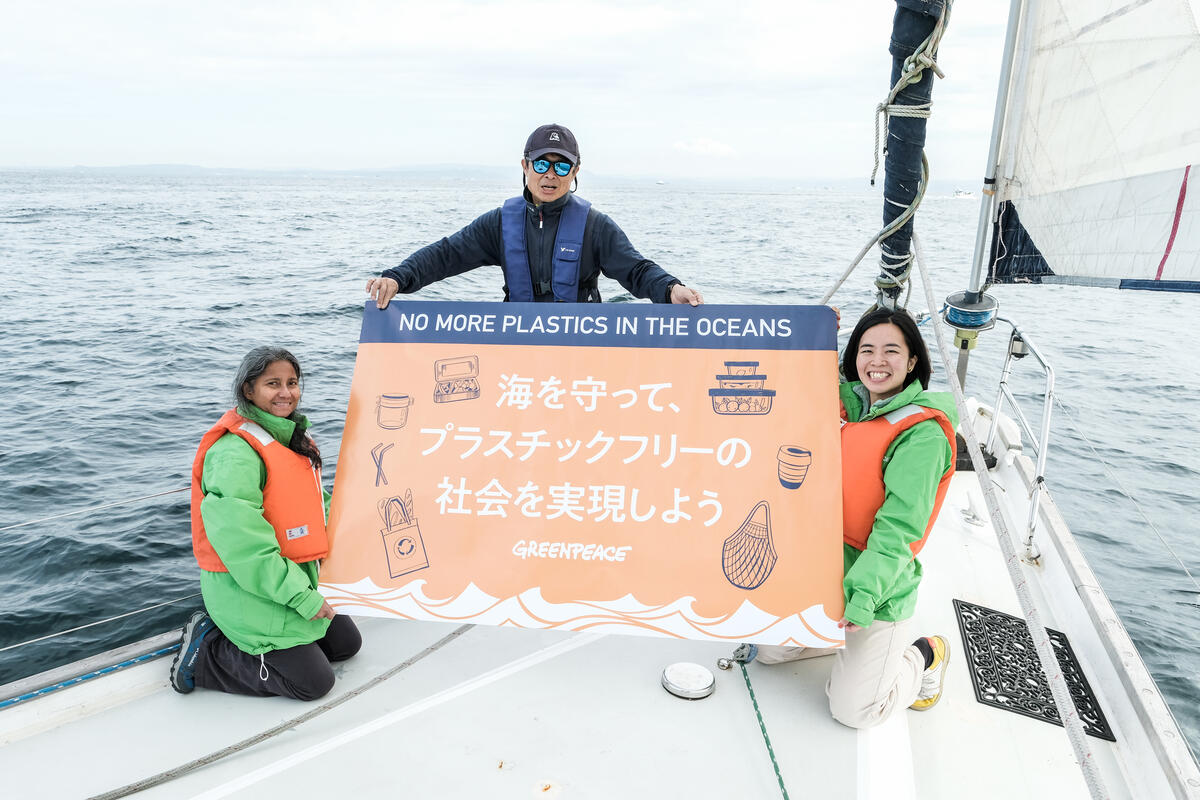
321, 302, 844, 646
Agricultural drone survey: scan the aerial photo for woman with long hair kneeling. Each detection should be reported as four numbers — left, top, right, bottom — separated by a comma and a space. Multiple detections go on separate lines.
758, 308, 957, 728
170, 346, 361, 700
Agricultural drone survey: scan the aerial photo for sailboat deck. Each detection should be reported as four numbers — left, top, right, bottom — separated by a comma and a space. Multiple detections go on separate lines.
1, 427, 1195, 799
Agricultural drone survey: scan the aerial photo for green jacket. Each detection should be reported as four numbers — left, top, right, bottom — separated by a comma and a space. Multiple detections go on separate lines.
840, 380, 958, 629
197, 404, 333, 654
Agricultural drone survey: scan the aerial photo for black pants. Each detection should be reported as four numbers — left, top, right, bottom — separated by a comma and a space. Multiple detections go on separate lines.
195, 614, 362, 701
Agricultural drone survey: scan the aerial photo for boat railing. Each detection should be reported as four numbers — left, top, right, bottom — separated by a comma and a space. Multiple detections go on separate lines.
985, 317, 1056, 561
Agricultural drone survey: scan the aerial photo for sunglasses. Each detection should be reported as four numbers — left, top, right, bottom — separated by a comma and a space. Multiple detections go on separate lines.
530, 158, 574, 177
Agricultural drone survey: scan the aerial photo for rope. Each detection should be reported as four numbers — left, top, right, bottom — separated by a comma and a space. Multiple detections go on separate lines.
1056, 398, 1200, 598
870, 1, 953, 186
911, 232, 1110, 799
0, 486, 188, 533
87, 623, 474, 800
0, 593, 202, 654
738, 661, 790, 799
820, 153, 929, 306
0, 645, 180, 710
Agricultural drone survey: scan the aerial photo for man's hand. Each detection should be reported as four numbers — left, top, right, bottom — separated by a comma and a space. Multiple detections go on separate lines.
366, 276, 400, 309
669, 284, 704, 306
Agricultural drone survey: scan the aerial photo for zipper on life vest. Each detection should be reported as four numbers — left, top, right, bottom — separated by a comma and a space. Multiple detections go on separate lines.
538, 208, 543, 229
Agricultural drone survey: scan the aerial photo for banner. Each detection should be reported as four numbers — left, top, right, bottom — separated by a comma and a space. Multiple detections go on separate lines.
321, 301, 845, 646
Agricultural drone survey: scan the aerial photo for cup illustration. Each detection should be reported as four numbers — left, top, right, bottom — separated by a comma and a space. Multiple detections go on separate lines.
776, 446, 812, 489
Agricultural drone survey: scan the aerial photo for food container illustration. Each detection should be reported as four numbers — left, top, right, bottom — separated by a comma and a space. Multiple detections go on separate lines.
715, 374, 767, 390
379, 491, 429, 580
776, 446, 812, 489
722, 361, 760, 376
433, 355, 481, 403
375, 394, 412, 429
709, 387, 776, 415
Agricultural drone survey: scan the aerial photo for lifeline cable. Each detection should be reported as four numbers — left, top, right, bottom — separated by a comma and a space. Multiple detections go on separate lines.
0, 451, 338, 535
0, 486, 188, 533
1055, 397, 1200, 598
86, 623, 474, 800
911, 232, 1109, 800
0, 592, 202, 654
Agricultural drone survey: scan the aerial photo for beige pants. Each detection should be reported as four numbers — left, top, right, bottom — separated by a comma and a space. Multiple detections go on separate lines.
757, 618, 924, 729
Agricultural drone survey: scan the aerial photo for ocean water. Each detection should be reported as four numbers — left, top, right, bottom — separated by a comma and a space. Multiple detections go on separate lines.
1, 169, 1197, 754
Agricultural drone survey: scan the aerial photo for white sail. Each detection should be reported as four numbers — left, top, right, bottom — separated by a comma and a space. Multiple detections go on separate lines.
991, 0, 1200, 289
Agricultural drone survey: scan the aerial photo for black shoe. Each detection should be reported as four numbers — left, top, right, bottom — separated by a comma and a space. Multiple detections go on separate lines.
169, 611, 214, 694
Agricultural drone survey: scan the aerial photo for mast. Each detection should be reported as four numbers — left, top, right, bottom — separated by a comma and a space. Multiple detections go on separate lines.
943, 0, 1025, 385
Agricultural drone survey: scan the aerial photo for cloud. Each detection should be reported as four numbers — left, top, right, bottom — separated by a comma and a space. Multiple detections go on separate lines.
672, 138, 737, 158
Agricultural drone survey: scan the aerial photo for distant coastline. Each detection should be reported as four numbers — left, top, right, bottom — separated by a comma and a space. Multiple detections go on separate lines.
0, 164, 975, 196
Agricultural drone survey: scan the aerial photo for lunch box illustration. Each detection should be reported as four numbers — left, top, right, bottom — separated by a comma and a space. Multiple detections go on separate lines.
433, 355, 480, 403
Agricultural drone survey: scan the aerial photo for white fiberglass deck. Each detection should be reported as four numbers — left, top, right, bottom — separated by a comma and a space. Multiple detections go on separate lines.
2, 412, 1196, 799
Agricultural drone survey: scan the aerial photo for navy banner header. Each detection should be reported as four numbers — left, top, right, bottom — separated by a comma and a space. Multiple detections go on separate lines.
359, 301, 837, 351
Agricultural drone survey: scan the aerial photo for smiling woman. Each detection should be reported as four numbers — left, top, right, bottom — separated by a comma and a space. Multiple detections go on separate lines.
756, 308, 958, 728
173, 345, 362, 702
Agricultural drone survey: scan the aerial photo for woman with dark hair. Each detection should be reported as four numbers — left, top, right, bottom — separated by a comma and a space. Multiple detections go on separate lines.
758, 309, 957, 729
170, 347, 361, 701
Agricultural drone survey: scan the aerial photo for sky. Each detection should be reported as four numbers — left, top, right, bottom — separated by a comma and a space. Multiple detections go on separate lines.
1, 1, 1012, 180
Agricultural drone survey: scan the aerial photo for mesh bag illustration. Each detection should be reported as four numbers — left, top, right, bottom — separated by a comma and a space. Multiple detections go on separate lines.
722, 500, 777, 589
379, 490, 430, 580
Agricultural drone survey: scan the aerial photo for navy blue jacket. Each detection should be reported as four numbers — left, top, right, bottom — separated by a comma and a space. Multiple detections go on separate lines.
381, 191, 680, 303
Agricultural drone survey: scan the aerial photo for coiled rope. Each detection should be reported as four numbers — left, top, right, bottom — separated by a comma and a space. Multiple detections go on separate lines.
911, 231, 1109, 800
869, 3, 952, 187
861, 0, 951, 310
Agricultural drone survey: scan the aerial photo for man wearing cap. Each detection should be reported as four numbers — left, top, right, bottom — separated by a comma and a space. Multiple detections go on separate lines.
366, 123, 704, 307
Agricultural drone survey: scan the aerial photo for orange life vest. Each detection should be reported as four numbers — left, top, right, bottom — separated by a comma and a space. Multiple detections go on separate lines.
841, 401, 956, 556
190, 409, 329, 572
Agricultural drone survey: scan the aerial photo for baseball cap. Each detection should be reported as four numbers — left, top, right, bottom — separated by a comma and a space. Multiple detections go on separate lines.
524, 124, 580, 163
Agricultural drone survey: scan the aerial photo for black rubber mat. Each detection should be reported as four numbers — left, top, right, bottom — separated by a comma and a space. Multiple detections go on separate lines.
953, 599, 1116, 741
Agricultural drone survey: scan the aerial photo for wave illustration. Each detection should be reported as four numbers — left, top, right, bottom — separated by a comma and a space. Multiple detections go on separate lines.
320, 577, 843, 647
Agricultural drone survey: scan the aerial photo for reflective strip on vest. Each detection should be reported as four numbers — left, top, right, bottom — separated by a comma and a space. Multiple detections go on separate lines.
840, 402, 956, 556
500, 194, 591, 302
190, 408, 330, 572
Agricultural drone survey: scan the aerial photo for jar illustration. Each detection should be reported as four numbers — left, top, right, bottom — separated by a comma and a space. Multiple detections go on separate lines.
376, 394, 413, 429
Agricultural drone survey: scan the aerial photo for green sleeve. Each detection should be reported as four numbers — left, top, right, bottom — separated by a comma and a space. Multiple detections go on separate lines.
842, 420, 952, 628
199, 434, 325, 620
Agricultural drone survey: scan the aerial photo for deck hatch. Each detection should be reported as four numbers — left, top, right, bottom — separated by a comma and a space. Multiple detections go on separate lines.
953, 599, 1116, 741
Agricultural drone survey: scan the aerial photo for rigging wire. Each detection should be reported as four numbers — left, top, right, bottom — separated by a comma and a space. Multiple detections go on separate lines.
1055, 398, 1200, 598
911, 232, 1109, 800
